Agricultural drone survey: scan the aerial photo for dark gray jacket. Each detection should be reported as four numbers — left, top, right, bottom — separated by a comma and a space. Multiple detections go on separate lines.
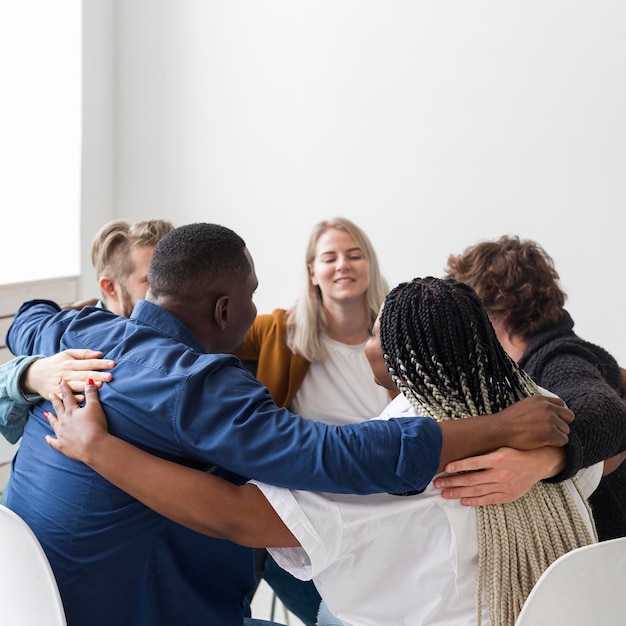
520, 310, 626, 541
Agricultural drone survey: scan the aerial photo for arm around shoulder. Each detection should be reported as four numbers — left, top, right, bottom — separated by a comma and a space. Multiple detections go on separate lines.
437, 395, 573, 472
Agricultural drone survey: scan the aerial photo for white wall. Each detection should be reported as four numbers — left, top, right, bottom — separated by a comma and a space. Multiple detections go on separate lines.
83, 1, 626, 363
80, 0, 116, 294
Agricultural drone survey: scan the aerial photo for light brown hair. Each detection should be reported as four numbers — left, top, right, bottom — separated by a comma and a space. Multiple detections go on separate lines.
91, 219, 175, 286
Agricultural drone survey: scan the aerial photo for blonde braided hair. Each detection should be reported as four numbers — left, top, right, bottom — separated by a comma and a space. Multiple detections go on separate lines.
379, 277, 596, 625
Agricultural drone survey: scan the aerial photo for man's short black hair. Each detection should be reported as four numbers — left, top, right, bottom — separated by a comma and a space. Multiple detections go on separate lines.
148, 223, 250, 298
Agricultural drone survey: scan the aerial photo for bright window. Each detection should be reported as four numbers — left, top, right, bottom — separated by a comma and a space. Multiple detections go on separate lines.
0, 1, 81, 285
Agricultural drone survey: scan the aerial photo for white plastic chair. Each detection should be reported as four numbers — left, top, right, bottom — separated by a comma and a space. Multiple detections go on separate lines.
515, 536, 626, 626
0, 504, 67, 625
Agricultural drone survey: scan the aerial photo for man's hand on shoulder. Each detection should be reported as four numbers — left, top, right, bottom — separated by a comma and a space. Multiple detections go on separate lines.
434, 446, 567, 506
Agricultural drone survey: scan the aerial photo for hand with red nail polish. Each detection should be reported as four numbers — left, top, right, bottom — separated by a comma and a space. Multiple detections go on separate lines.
45, 379, 110, 464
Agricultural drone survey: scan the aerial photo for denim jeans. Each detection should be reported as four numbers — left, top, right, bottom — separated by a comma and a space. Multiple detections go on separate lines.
316, 601, 344, 626
262, 553, 321, 626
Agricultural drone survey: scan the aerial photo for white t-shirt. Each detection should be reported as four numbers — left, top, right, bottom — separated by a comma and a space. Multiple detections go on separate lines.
290, 336, 390, 425
253, 395, 602, 626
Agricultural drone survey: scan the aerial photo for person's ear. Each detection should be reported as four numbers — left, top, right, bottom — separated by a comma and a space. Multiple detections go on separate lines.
99, 276, 119, 302
213, 295, 230, 331
98, 276, 126, 316
308, 264, 318, 286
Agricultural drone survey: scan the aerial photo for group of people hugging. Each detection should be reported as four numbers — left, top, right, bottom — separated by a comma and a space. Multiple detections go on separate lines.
1, 217, 624, 626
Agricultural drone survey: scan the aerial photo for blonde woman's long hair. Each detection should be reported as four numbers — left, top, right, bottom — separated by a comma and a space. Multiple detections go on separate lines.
379, 277, 597, 626
287, 217, 389, 361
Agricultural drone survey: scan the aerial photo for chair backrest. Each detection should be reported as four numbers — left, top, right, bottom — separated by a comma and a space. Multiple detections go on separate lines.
514, 536, 626, 626
0, 504, 67, 625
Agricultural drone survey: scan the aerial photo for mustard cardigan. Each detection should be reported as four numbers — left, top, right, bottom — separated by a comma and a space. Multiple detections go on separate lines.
233, 309, 310, 408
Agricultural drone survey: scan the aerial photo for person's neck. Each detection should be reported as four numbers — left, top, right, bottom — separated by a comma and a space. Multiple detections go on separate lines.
323, 298, 371, 345
148, 294, 223, 354
492, 319, 529, 362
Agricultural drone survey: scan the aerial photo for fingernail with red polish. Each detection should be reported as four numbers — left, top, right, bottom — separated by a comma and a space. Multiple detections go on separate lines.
88, 378, 94, 386
43, 411, 50, 420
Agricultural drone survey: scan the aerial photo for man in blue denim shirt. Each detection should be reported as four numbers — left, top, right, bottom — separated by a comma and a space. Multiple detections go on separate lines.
1, 219, 174, 440
4, 223, 572, 626
0, 218, 172, 503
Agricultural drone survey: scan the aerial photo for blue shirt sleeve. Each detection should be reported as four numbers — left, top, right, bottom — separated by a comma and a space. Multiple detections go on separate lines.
6, 299, 66, 357
176, 362, 443, 495
0, 355, 44, 444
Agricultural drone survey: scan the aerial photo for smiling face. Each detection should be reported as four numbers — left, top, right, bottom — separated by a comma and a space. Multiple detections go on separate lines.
308, 228, 371, 307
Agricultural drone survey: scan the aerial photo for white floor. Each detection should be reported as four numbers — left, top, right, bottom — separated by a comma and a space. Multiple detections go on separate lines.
250, 579, 307, 626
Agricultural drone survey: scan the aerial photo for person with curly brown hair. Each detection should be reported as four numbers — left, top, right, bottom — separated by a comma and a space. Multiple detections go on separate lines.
444, 235, 626, 541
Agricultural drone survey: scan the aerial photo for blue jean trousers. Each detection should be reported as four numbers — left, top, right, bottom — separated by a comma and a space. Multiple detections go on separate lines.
262, 552, 321, 626
316, 600, 344, 626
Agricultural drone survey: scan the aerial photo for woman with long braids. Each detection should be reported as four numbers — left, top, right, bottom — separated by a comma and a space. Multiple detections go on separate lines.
43, 277, 600, 626
377, 277, 597, 625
